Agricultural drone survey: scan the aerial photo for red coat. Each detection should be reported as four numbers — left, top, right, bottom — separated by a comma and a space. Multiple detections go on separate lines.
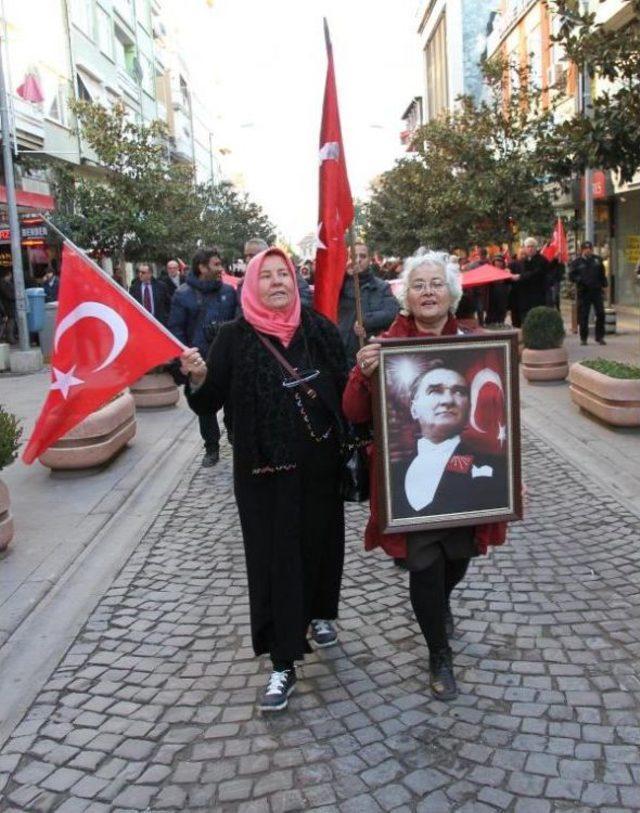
342, 313, 508, 559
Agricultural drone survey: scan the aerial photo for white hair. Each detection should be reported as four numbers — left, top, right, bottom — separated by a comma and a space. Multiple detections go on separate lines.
397, 249, 463, 312
523, 237, 538, 248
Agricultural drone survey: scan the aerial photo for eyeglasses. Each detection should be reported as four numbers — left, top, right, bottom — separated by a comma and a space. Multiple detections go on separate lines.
409, 280, 447, 294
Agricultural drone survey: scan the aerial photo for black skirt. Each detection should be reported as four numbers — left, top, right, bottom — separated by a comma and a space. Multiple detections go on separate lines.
234, 431, 344, 663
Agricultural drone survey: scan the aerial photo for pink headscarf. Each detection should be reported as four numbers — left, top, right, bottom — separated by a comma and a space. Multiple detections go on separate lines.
241, 248, 301, 347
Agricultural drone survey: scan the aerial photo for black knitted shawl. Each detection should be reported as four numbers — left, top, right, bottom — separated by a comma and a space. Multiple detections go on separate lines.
232, 309, 348, 474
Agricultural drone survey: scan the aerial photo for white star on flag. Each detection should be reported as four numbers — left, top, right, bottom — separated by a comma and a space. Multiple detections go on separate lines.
314, 222, 327, 251
50, 365, 84, 399
497, 423, 507, 445
319, 141, 340, 163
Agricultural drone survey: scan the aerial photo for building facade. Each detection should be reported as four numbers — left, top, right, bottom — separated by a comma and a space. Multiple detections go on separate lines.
416, 0, 495, 123
485, 0, 639, 307
0, 0, 222, 270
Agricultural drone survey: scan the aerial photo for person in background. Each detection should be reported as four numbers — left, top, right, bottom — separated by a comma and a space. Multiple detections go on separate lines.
0, 269, 17, 344
41, 268, 59, 303
129, 263, 170, 326
467, 248, 489, 326
160, 259, 185, 300
485, 254, 510, 325
337, 241, 399, 369
168, 247, 237, 466
509, 238, 550, 326
569, 241, 608, 346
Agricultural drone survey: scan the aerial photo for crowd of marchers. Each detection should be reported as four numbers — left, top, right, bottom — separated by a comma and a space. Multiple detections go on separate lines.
173, 237, 530, 713
91, 233, 610, 713
1, 233, 612, 713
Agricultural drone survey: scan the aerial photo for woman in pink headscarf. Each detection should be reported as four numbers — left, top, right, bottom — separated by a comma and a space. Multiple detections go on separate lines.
182, 248, 348, 712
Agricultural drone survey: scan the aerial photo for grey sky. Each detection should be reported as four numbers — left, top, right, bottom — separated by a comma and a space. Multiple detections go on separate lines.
169, 0, 420, 246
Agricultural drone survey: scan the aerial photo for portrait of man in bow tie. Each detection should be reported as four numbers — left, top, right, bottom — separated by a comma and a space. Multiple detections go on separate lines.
380, 342, 517, 530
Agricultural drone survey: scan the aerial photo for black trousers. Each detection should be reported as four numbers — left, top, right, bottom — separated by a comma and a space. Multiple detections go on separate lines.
198, 413, 220, 451
578, 289, 605, 342
410, 552, 470, 655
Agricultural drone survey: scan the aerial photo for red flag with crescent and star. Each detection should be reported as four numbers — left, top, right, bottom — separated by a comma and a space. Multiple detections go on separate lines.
22, 244, 185, 464
313, 19, 355, 323
541, 217, 569, 264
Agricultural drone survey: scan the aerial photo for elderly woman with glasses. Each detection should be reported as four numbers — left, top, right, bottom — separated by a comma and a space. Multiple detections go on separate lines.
181, 248, 347, 712
342, 249, 507, 702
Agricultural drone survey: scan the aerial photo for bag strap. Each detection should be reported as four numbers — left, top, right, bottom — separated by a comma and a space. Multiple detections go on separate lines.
253, 329, 317, 399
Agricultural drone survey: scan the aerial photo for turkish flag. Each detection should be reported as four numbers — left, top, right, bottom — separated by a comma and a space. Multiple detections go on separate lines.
541, 218, 569, 264
313, 19, 354, 322
462, 348, 508, 456
462, 263, 513, 288
22, 244, 185, 464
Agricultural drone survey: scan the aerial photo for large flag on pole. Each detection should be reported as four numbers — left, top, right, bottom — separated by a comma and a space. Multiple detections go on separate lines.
22, 243, 185, 464
313, 19, 355, 323
541, 217, 569, 264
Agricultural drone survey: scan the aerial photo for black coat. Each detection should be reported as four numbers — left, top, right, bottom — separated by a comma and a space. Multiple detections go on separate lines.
186, 310, 347, 663
390, 439, 508, 522
158, 270, 184, 299
569, 254, 607, 291
129, 278, 170, 325
338, 270, 399, 368
511, 253, 551, 317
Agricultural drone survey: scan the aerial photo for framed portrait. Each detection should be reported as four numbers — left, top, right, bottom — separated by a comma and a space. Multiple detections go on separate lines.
372, 331, 522, 534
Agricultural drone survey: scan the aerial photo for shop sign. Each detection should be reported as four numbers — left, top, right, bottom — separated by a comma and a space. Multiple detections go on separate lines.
624, 235, 640, 264
0, 224, 48, 244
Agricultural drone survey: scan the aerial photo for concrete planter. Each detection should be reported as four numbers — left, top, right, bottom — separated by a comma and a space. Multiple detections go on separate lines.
569, 363, 640, 426
39, 391, 136, 470
0, 476, 14, 552
130, 372, 179, 408
521, 347, 568, 382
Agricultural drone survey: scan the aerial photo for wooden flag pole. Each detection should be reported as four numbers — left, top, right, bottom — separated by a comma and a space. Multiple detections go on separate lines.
347, 225, 365, 349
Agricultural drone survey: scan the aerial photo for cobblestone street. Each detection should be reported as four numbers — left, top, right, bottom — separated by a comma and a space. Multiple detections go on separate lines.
1, 428, 640, 812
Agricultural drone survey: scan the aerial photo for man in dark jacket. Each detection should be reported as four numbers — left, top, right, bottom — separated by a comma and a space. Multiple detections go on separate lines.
510, 237, 551, 326
129, 263, 170, 326
168, 247, 237, 466
159, 259, 185, 301
337, 242, 399, 368
569, 241, 608, 345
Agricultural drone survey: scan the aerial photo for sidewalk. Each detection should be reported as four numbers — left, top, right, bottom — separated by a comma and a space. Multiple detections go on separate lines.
0, 367, 202, 649
524, 321, 640, 513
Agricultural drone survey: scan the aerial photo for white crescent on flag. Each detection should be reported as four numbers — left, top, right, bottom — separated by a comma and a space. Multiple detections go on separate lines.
54, 302, 129, 372
319, 141, 340, 162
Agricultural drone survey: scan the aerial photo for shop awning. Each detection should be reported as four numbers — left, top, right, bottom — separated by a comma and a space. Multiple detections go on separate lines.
0, 186, 55, 211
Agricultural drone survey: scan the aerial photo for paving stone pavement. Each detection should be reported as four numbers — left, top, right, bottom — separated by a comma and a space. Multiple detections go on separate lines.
1, 429, 640, 812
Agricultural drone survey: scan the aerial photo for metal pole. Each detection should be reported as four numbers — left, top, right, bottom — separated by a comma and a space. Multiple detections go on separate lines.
347, 224, 365, 349
208, 132, 215, 186
0, 35, 29, 350
580, 0, 594, 244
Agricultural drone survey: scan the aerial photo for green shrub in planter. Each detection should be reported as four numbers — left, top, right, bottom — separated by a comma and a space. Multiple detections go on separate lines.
0, 406, 22, 470
581, 358, 640, 379
522, 306, 565, 350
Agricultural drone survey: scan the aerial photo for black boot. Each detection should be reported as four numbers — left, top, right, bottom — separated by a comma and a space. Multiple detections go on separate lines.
202, 446, 219, 467
445, 605, 454, 639
429, 648, 458, 701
